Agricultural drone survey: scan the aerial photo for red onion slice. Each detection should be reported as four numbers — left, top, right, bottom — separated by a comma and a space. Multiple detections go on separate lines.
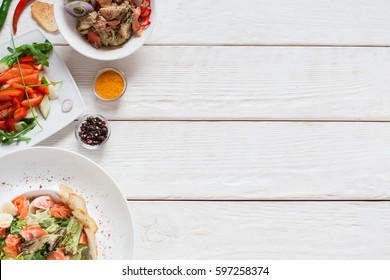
64, 0, 96, 8
64, 1, 95, 17
62, 99, 73, 113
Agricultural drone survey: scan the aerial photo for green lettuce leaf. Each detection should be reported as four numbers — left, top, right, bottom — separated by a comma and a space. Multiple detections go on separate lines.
10, 218, 27, 235
61, 217, 83, 255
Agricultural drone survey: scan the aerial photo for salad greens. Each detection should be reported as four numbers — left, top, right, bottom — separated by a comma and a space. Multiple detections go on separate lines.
0, 122, 36, 144
0, 239, 6, 260
10, 218, 27, 235
61, 217, 83, 255
0, 40, 53, 72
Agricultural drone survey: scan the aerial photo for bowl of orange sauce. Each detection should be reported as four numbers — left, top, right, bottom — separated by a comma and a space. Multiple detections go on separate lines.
93, 68, 127, 101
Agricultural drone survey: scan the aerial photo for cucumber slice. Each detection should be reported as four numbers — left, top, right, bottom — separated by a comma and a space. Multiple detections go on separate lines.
42, 76, 59, 100
38, 95, 51, 120
14, 121, 27, 132
23, 108, 38, 124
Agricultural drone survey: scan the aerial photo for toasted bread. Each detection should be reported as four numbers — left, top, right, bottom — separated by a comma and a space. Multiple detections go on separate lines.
31, 1, 58, 33
58, 184, 99, 259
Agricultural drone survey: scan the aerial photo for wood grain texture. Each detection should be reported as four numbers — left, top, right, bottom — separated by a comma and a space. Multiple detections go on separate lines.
41, 121, 390, 200
2, 0, 390, 46
51, 46, 390, 121
129, 201, 390, 259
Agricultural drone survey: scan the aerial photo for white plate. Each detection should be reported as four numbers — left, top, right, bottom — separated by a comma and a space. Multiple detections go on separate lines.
0, 147, 134, 260
0, 29, 85, 155
54, 0, 157, 61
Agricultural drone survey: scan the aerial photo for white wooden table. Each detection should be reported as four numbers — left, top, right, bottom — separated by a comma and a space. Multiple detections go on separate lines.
2, 0, 390, 259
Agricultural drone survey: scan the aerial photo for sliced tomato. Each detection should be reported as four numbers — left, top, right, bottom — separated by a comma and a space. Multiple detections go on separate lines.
0, 89, 24, 102
11, 63, 35, 69
3, 234, 21, 258
0, 121, 5, 130
30, 195, 55, 210
0, 68, 37, 83
14, 107, 27, 122
50, 204, 72, 218
9, 83, 34, 95
141, 18, 151, 29
47, 248, 70, 260
19, 226, 48, 241
36, 85, 50, 95
21, 92, 44, 108
5, 117, 15, 132
141, 0, 150, 8
0, 227, 6, 237
6, 73, 39, 86
19, 56, 35, 64
79, 230, 88, 245
141, 6, 151, 18
0, 101, 13, 111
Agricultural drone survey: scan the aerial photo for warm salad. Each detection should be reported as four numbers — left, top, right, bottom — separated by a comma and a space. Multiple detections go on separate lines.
0, 184, 98, 260
0, 39, 60, 144
64, 0, 152, 48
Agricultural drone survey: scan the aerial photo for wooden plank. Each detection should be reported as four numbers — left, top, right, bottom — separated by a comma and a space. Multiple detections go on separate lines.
129, 201, 390, 259
2, 0, 390, 46
53, 46, 390, 121
41, 121, 390, 200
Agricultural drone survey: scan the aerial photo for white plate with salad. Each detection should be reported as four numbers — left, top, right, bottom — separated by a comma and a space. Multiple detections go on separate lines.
0, 29, 85, 155
0, 147, 134, 260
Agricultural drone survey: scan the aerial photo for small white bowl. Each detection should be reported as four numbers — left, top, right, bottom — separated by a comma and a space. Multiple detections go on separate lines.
54, 0, 157, 61
93, 67, 127, 101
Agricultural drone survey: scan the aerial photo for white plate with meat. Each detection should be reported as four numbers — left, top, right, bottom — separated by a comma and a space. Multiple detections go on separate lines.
54, 0, 157, 60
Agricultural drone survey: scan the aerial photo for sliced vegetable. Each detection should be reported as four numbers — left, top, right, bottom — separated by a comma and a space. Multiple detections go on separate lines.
14, 107, 27, 122
23, 108, 37, 124
38, 94, 50, 119
14, 121, 27, 132
42, 76, 59, 99
0, 227, 6, 238
65, 1, 94, 17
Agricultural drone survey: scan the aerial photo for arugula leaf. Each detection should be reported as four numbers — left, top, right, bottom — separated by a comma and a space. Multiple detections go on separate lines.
0, 122, 36, 144
6, 40, 53, 66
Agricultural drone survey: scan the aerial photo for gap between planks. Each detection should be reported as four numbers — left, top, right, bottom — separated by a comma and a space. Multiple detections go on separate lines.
106, 119, 390, 123
126, 198, 390, 202
52, 43, 390, 48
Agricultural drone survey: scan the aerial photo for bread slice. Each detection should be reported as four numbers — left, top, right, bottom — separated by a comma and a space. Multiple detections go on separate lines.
31, 1, 58, 33
58, 184, 99, 259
